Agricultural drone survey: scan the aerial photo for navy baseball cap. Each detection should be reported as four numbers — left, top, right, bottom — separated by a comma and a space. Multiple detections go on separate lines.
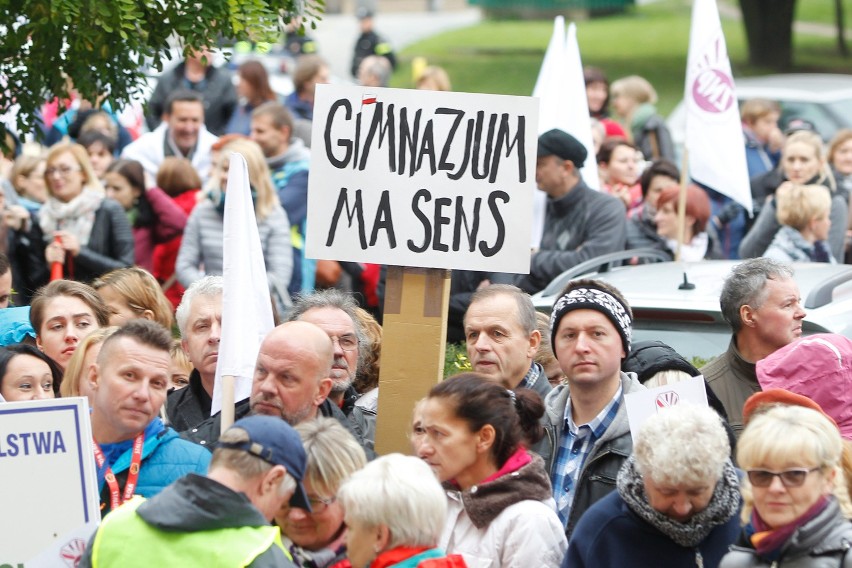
219, 415, 312, 512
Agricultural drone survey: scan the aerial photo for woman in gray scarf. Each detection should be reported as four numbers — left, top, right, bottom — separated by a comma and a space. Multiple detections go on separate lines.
564, 403, 741, 568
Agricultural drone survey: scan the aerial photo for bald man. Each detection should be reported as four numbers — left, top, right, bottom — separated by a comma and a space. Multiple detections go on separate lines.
183, 322, 372, 455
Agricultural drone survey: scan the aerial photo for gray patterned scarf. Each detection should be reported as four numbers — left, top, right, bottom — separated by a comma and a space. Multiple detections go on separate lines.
617, 456, 741, 548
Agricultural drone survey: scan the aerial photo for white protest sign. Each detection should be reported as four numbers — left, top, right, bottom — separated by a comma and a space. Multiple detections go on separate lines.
307, 84, 539, 274
0, 397, 99, 567
624, 376, 709, 443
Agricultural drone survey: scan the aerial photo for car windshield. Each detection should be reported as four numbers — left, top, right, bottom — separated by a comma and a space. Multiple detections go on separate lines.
825, 98, 852, 133
778, 101, 842, 140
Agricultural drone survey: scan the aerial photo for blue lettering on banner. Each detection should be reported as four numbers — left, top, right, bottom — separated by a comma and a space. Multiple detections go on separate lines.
0, 430, 67, 457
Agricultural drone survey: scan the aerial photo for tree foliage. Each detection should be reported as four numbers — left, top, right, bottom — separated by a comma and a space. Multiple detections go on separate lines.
0, 0, 324, 143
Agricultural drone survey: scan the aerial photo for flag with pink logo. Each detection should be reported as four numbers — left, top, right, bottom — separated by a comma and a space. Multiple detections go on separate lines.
684, 0, 752, 213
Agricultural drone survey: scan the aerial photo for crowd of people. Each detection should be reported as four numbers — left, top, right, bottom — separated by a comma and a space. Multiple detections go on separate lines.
3, 20, 852, 568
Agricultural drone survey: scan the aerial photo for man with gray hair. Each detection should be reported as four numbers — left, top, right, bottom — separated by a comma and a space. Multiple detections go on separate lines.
168, 275, 223, 431
288, 289, 375, 449
701, 258, 806, 436
464, 284, 551, 400
288, 290, 363, 409
81, 415, 306, 567
357, 55, 392, 88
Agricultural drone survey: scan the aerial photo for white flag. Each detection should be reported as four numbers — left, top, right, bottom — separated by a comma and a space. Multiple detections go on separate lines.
685, 0, 752, 213
531, 19, 600, 247
211, 152, 275, 415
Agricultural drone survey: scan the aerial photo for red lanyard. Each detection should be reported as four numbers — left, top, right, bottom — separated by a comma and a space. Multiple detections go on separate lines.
93, 432, 145, 511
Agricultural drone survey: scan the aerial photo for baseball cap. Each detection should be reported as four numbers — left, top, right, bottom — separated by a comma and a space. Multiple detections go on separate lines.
218, 415, 312, 511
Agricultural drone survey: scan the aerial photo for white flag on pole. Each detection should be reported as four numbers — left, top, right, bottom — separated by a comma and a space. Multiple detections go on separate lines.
211, 152, 275, 415
564, 23, 599, 190
685, 0, 752, 213
531, 19, 600, 247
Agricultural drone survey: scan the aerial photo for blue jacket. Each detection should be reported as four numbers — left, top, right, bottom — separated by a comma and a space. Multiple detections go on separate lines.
564, 490, 740, 568
743, 128, 780, 179
96, 418, 211, 514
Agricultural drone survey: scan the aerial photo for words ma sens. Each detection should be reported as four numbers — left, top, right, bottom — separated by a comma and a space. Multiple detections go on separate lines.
322, 100, 529, 255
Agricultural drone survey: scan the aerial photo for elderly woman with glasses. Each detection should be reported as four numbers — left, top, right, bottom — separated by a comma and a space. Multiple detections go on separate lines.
720, 403, 852, 567
564, 403, 740, 568
27, 142, 133, 290
275, 418, 367, 568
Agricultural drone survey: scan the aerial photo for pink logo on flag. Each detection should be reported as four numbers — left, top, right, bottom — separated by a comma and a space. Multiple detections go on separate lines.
656, 391, 680, 410
691, 68, 734, 113
60, 538, 86, 567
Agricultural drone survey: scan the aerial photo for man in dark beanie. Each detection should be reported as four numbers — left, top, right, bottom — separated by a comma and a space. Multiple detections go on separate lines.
516, 128, 626, 294
532, 278, 645, 541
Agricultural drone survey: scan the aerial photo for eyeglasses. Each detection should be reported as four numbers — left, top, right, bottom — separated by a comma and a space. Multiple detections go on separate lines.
746, 467, 821, 488
330, 335, 358, 352
45, 165, 81, 177
287, 495, 336, 514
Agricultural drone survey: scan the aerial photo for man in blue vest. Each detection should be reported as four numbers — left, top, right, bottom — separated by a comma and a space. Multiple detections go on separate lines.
80, 415, 307, 567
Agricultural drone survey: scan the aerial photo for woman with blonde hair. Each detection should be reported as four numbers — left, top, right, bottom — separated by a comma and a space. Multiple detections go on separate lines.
26, 142, 133, 288
59, 326, 118, 400
10, 152, 48, 213
741, 130, 847, 260
721, 402, 852, 566
416, 66, 451, 92
93, 266, 175, 329
276, 418, 367, 568
764, 183, 834, 263
176, 138, 292, 311
610, 75, 674, 161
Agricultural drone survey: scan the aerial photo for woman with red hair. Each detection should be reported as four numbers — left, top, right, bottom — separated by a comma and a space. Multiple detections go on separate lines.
654, 184, 721, 261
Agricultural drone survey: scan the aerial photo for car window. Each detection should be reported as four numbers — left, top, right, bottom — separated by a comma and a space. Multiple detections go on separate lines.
824, 99, 852, 138
778, 101, 838, 140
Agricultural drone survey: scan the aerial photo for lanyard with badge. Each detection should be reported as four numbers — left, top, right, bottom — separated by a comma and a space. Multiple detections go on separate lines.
92, 432, 145, 511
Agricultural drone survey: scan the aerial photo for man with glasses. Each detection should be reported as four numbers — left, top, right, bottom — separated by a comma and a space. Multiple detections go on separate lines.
288, 289, 375, 450
184, 320, 373, 457
81, 415, 305, 567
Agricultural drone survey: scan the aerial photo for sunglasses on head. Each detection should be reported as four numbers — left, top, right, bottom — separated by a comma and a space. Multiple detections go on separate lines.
746, 467, 821, 488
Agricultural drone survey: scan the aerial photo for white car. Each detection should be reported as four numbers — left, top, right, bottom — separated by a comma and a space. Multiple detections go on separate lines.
531, 255, 852, 361
668, 73, 852, 149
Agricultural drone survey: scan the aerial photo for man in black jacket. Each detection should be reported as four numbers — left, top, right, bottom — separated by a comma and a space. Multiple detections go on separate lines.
516, 129, 626, 294
167, 275, 223, 432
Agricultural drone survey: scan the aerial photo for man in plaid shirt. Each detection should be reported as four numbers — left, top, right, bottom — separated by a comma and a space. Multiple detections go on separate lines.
533, 278, 646, 540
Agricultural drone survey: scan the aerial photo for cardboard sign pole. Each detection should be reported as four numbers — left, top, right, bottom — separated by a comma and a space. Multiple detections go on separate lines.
375, 266, 451, 455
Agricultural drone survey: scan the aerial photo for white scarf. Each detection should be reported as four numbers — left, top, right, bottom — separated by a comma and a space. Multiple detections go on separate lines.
39, 186, 105, 247
666, 232, 709, 262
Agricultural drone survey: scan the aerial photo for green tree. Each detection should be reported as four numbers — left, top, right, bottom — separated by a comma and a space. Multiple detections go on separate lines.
0, 0, 323, 143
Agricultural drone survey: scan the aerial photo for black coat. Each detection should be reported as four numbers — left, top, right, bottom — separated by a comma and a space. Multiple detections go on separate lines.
23, 198, 134, 292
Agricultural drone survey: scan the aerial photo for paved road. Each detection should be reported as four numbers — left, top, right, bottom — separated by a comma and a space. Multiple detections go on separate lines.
312, 8, 482, 82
